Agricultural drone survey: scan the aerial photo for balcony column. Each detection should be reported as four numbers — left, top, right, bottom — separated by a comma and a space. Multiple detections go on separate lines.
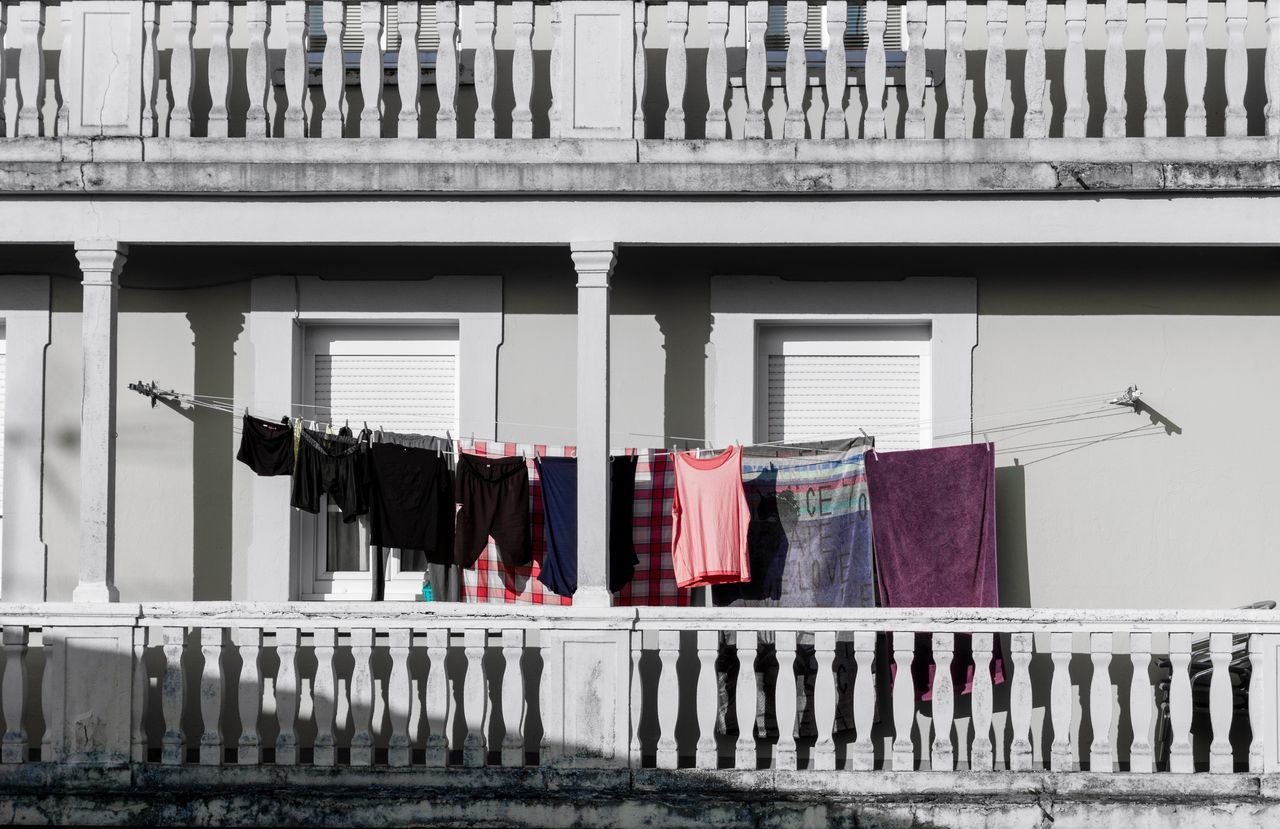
570, 242, 617, 608
73, 241, 126, 603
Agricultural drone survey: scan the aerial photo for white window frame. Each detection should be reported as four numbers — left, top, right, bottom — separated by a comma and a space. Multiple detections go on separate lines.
299, 325, 461, 601
755, 324, 932, 449
707, 276, 975, 450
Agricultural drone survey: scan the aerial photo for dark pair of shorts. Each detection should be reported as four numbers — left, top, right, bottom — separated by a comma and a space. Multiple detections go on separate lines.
368, 442, 453, 563
454, 453, 530, 568
236, 414, 294, 477
536, 456, 638, 597
291, 429, 370, 521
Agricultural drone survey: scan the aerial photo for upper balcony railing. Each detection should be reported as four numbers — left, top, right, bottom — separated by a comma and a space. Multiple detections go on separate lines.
2, 0, 1277, 144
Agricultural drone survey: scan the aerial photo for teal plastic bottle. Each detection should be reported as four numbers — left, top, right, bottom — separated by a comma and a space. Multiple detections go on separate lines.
421, 576, 434, 602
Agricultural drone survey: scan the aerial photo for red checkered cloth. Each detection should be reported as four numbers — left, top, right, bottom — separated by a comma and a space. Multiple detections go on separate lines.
458, 443, 689, 607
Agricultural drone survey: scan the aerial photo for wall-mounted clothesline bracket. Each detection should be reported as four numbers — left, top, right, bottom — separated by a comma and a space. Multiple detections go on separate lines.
127, 380, 169, 409
1107, 385, 1142, 409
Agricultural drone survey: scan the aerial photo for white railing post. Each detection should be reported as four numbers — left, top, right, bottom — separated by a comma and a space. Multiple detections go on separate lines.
275, 628, 299, 766
983, 1, 1008, 139
15, 0, 46, 137
1184, 0, 1209, 137
283, 0, 309, 137
235, 627, 262, 766
629, 629, 643, 768
706, 0, 730, 140
783, 0, 807, 139
904, 0, 927, 139
695, 629, 718, 769
971, 632, 995, 771
437, 1, 460, 138
512, 0, 535, 139
745, 0, 768, 139
656, 629, 679, 769
389, 628, 413, 767
350, 628, 375, 766
55, 2, 72, 136
40, 629, 56, 762
424, 627, 450, 767
850, 631, 875, 771
1209, 632, 1234, 772
501, 628, 525, 767
1050, 631, 1074, 771
1168, 632, 1194, 773
775, 631, 799, 770
320, 0, 347, 139
1089, 631, 1113, 772
1144, 0, 1168, 137
131, 628, 149, 764
1102, 0, 1128, 137
244, 0, 271, 137
931, 632, 955, 771
0, 3, 7, 136
664, 1, 689, 139
1224, 0, 1249, 137
634, 1, 648, 138
1009, 632, 1034, 771
311, 628, 337, 766
1268, 0, 1280, 137
170, 1, 195, 138
1249, 633, 1266, 773
473, 0, 497, 139
462, 628, 487, 767
1063, 0, 1088, 138
207, 0, 233, 138
161, 627, 186, 765
1, 626, 27, 764
824, 1, 848, 140
397, 1, 422, 139
813, 630, 837, 771
866, 0, 888, 139
199, 628, 225, 766
359, 0, 386, 137
891, 631, 915, 771
1023, 0, 1048, 139
1129, 632, 1155, 772
734, 630, 757, 769
942, 0, 966, 139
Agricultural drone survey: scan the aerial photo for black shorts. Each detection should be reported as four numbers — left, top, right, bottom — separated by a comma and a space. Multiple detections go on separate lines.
454, 453, 531, 568
291, 429, 370, 521
368, 442, 453, 562
236, 414, 295, 477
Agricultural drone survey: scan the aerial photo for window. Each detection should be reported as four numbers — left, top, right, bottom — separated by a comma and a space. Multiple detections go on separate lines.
757, 324, 931, 451
763, 2, 905, 69
299, 325, 459, 600
306, 4, 442, 72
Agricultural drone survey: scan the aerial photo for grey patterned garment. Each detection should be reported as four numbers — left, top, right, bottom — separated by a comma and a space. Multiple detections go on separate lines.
372, 430, 461, 603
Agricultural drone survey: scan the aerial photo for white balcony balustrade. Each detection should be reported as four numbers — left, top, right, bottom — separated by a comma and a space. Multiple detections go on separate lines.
2, 0, 1280, 142
0, 603, 1277, 775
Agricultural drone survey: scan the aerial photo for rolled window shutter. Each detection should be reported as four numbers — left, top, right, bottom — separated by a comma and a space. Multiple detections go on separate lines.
341, 4, 364, 52
804, 7, 824, 50
314, 353, 458, 435
764, 3, 902, 54
306, 5, 326, 51
386, 4, 400, 50
767, 353, 922, 450
764, 4, 788, 50
383, 5, 441, 53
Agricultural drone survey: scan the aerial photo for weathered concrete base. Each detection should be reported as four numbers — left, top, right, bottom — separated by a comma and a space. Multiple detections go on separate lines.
1, 765, 1278, 828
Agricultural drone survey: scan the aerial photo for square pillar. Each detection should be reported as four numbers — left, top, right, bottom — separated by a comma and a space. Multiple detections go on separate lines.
74, 241, 127, 603
570, 243, 617, 609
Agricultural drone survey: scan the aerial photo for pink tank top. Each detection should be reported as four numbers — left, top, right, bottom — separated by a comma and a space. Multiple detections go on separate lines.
671, 445, 752, 589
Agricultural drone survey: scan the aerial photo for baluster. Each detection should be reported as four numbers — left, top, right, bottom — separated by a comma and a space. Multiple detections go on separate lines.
388, 629, 412, 767
903, 0, 926, 139
866, 0, 889, 139
665, 1, 689, 139
813, 631, 837, 771
15, 0, 46, 137
397, 1, 421, 138
511, 0, 535, 139
970, 632, 995, 771
1184, 0, 1208, 137
0, 2, 7, 136
131, 628, 149, 764
1023, 0, 1048, 138
424, 628, 450, 766
1144, 0, 1168, 137
745, 0, 768, 138
350, 628, 374, 766
931, 632, 955, 771
1, 627, 27, 764
850, 631, 875, 771
1009, 632, 1033, 771
320, 1, 347, 139
275, 628, 299, 765
462, 628, 487, 767
656, 629, 679, 769
1129, 632, 1155, 772
207, 0, 233, 137
1225, 0, 1248, 136
40, 630, 56, 762
775, 631, 799, 770
501, 629, 525, 767
783, 0, 807, 139
473, 0, 496, 139
56, 2, 72, 136
359, 1, 385, 137
235, 628, 262, 765
984, 1, 1008, 138
437, 1, 460, 138
1168, 632, 1194, 772
312, 628, 337, 766
1268, 0, 1280, 136
633, 1, 647, 138
695, 630, 718, 769
283, 0, 309, 137
245, 0, 270, 137
734, 630, 757, 769
706, 0, 730, 140
1209, 632, 1234, 772
1089, 632, 1113, 772
824, 1, 848, 139
1049, 631, 1073, 771
891, 632, 915, 771
161, 627, 186, 765
1063, 0, 1087, 138
1102, 0, 1127, 137
199, 629, 225, 766
1250, 634, 1265, 773
942, 0, 966, 138
169, 1, 195, 137
629, 630, 643, 767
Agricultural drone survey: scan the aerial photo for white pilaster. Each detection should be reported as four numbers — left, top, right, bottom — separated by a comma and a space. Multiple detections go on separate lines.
571, 243, 616, 608
74, 241, 126, 603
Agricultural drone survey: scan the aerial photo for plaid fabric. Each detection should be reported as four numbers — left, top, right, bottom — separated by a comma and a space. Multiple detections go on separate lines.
459, 441, 575, 606
458, 443, 689, 607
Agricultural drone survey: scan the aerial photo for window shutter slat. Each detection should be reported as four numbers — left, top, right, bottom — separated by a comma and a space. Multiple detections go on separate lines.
762, 2, 903, 53
804, 7, 824, 50
767, 354, 922, 451
341, 5, 364, 52
314, 354, 458, 436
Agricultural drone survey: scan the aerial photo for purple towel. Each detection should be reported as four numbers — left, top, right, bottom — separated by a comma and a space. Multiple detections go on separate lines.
865, 443, 1003, 698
